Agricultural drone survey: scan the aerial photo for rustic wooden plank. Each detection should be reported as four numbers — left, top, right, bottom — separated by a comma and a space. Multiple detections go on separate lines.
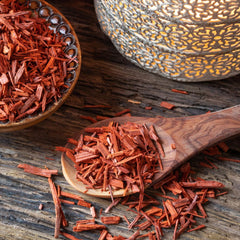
0, 0, 239, 240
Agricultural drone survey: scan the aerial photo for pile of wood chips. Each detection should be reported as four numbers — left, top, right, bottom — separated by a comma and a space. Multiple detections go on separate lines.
0, 0, 77, 122
57, 121, 166, 197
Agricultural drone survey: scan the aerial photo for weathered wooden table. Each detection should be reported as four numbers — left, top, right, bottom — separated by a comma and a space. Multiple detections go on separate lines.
0, 1, 240, 240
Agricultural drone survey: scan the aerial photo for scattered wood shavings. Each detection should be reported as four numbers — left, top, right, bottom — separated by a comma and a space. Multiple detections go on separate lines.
114, 109, 131, 116
18, 126, 235, 240
90, 206, 97, 218
79, 115, 97, 123
128, 99, 141, 104
17, 163, 58, 178
101, 216, 121, 225
60, 231, 83, 240
39, 203, 44, 210
48, 177, 67, 238
18, 158, 229, 240
160, 101, 175, 110
218, 156, 240, 163
171, 89, 188, 95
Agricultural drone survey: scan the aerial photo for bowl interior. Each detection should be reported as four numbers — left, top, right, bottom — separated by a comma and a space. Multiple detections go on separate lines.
0, 0, 81, 132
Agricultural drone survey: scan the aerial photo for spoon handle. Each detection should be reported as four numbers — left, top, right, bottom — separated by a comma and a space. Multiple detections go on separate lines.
154, 105, 240, 161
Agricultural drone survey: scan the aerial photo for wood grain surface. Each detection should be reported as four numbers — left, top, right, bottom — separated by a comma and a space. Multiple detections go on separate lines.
0, 1, 240, 240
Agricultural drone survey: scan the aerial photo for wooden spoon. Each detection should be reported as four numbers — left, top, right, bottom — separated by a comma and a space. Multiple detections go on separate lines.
61, 105, 240, 198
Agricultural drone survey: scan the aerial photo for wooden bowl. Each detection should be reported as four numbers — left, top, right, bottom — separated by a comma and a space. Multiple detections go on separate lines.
0, 0, 81, 132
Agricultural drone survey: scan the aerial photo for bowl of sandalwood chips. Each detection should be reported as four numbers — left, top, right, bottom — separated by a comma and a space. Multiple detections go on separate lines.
0, 0, 81, 132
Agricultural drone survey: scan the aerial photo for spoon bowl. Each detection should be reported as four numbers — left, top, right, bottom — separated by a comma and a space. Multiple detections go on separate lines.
61, 105, 240, 198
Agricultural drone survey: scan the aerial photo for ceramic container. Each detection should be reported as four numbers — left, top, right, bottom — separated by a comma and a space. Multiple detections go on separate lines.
94, 0, 240, 82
